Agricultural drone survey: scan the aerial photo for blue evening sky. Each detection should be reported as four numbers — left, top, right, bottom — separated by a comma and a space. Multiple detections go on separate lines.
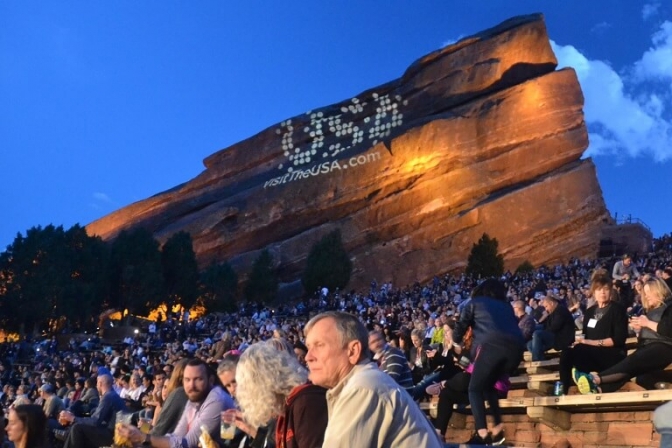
2, 1, 671, 251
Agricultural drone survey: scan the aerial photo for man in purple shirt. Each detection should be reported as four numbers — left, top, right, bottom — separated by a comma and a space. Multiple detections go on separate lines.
118, 358, 234, 448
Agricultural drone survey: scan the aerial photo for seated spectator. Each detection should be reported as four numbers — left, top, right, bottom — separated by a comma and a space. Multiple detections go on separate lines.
512, 300, 535, 342
39, 384, 64, 420
426, 320, 471, 436
566, 289, 584, 329
430, 316, 445, 345
216, 353, 239, 403
368, 330, 414, 394
304, 311, 443, 447
121, 374, 145, 411
293, 341, 308, 367
151, 358, 188, 436
612, 254, 640, 281
573, 277, 672, 393
117, 358, 234, 447
139, 371, 164, 420
11, 385, 32, 408
55, 378, 70, 400
408, 329, 432, 385
527, 294, 575, 361
664, 267, 672, 291
233, 341, 328, 448
559, 273, 629, 394
7, 404, 48, 448
630, 279, 646, 317
70, 378, 85, 403
69, 377, 99, 416
59, 374, 127, 448
528, 297, 546, 324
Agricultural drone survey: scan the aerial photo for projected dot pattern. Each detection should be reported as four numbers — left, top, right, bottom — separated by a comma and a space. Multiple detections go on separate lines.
276, 92, 407, 173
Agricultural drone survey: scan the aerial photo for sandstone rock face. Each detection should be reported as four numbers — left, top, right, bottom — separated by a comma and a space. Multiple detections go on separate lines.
87, 14, 612, 292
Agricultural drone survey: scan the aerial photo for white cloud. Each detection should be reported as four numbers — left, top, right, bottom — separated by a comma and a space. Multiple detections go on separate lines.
551, 23, 672, 162
92, 192, 113, 203
633, 21, 672, 82
642, 2, 660, 21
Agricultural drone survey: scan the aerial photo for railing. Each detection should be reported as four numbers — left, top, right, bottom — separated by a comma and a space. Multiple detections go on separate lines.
612, 213, 652, 233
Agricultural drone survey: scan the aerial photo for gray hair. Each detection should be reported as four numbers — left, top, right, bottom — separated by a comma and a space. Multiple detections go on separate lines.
304, 311, 369, 363
235, 342, 307, 428
217, 354, 240, 376
512, 300, 526, 311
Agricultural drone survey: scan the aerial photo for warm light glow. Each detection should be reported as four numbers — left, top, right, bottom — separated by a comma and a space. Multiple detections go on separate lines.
403, 155, 435, 174
143, 303, 206, 322
0, 331, 20, 343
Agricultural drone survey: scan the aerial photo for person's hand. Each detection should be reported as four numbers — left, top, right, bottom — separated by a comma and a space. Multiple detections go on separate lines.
425, 349, 437, 358
59, 410, 75, 425
630, 315, 650, 331
116, 423, 145, 445
226, 409, 257, 438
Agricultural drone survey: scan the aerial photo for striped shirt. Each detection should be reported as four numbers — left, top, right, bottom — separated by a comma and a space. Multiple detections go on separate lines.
379, 345, 414, 390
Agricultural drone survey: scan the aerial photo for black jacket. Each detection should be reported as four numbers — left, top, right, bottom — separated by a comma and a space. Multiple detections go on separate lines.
544, 305, 575, 350
453, 296, 525, 356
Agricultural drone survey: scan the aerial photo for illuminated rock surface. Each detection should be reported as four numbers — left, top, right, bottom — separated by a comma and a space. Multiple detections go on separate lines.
87, 14, 611, 292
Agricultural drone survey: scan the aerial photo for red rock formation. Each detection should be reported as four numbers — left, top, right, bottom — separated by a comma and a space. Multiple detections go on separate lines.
87, 14, 612, 292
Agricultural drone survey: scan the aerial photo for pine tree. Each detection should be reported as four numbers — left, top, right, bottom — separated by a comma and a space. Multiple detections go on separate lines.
244, 249, 278, 304
466, 233, 505, 279
200, 261, 238, 313
302, 229, 352, 295
162, 231, 199, 310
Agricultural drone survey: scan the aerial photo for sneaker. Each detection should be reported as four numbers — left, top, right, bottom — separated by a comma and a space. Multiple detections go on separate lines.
572, 368, 598, 394
464, 431, 492, 445
490, 429, 506, 445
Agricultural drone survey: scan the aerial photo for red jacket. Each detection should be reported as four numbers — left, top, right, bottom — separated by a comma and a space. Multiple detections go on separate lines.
276, 383, 328, 448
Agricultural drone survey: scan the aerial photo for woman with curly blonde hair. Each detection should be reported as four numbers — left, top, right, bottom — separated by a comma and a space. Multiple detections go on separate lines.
234, 341, 328, 448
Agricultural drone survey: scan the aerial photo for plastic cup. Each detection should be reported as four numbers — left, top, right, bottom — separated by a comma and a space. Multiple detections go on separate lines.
139, 418, 152, 434
220, 411, 235, 440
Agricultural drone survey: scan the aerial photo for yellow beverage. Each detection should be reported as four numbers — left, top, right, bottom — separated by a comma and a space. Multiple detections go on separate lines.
220, 422, 235, 440
140, 419, 152, 434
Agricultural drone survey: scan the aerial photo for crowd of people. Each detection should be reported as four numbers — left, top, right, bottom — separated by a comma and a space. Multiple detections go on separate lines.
0, 233, 671, 447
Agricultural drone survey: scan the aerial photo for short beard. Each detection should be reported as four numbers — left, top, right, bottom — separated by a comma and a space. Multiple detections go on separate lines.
187, 387, 210, 403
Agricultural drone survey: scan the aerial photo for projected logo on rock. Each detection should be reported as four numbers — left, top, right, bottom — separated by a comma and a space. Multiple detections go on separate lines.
263, 92, 407, 188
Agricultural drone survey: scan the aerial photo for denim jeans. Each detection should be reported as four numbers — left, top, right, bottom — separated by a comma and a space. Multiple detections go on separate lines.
527, 329, 555, 361
411, 371, 441, 400
654, 400, 672, 447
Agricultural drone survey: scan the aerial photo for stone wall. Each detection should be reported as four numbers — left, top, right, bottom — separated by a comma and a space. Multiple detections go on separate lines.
445, 412, 660, 448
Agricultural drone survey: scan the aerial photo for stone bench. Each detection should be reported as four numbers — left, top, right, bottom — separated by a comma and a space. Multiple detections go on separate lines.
527, 389, 672, 431
522, 336, 639, 362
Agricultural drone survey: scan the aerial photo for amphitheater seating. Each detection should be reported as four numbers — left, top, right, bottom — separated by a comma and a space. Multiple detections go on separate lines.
419, 338, 672, 444
529, 389, 672, 430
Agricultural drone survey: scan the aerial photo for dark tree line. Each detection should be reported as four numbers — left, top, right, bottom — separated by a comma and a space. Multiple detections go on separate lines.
0, 226, 239, 335
0, 224, 357, 336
